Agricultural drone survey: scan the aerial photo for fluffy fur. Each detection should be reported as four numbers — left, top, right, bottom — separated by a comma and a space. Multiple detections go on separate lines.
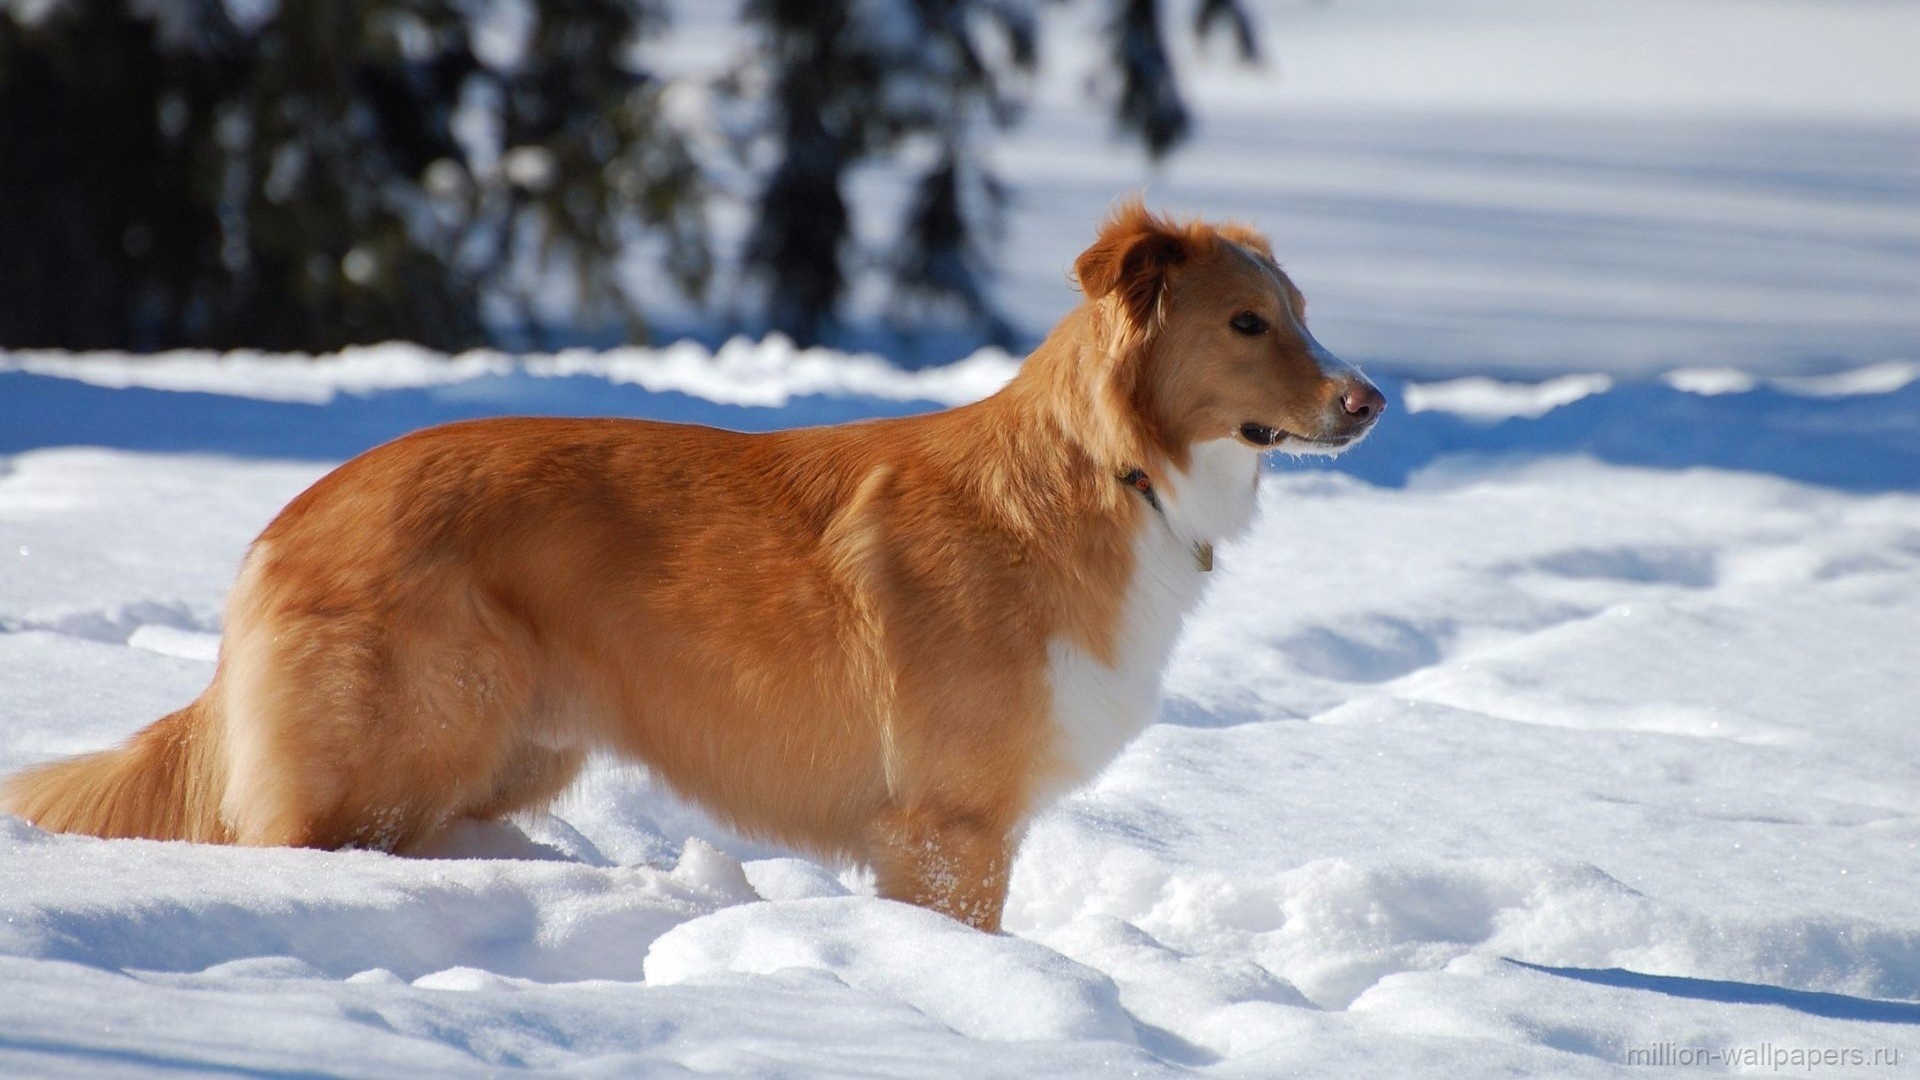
2, 202, 1382, 931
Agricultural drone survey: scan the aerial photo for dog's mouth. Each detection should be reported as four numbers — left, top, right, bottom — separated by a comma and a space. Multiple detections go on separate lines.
1239, 423, 1351, 449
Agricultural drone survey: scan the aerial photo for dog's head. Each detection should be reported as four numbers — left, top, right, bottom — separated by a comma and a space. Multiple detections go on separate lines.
1074, 201, 1384, 464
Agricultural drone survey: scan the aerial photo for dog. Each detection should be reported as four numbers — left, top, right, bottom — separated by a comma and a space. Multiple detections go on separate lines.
2, 202, 1382, 931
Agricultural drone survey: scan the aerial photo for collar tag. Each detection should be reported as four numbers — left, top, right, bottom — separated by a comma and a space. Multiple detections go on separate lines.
1120, 467, 1162, 515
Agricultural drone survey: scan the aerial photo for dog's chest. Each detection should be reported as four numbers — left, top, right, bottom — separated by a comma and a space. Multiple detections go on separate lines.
1037, 442, 1258, 802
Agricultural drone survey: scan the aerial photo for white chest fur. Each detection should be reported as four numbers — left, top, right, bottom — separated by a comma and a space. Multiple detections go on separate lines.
1038, 440, 1260, 803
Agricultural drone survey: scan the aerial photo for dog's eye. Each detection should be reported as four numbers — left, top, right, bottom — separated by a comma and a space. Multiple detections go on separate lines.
1229, 311, 1267, 336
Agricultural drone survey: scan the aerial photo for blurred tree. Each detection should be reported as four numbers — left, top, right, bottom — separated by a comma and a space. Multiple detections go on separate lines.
0, 0, 706, 351
735, 0, 1261, 346
0, 0, 1257, 353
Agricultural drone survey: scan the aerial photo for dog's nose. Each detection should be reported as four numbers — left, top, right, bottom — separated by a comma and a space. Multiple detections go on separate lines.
1342, 381, 1386, 422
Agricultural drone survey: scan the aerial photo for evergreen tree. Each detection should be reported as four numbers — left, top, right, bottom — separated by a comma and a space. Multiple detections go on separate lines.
0, 0, 705, 351
0, 0, 1260, 353
734, 0, 1260, 347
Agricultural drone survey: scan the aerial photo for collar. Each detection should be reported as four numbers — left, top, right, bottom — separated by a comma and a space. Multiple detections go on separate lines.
1118, 467, 1214, 573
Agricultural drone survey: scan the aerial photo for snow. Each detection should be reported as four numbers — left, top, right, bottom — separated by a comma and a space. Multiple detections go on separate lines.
3, 355, 1917, 1075
1173, 0, 1920, 120
0, 337, 1022, 409
1402, 373, 1614, 419
646, 898, 1141, 1044
4, 0, 1919, 1075
977, 107, 1920, 378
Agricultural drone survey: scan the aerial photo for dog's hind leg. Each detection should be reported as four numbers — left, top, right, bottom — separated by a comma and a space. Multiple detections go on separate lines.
216, 579, 551, 853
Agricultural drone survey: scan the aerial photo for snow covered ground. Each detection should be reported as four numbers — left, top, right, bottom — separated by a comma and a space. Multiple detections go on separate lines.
2, 344, 1917, 1077
4, 0, 1919, 1076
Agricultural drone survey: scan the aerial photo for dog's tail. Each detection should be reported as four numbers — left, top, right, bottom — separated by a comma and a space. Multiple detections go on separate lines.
2, 695, 231, 843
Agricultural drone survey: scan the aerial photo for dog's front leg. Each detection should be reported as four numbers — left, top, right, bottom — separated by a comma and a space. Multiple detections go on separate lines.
866, 806, 1016, 932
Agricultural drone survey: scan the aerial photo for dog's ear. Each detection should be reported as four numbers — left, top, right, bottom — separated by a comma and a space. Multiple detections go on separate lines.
1075, 202, 1188, 329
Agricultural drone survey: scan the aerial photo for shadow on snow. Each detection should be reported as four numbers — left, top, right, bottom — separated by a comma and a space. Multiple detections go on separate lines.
2, 368, 1916, 493
1508, 959, 1920, 1025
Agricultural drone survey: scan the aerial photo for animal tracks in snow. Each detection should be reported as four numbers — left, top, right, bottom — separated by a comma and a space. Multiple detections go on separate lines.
0, 600, 222, 661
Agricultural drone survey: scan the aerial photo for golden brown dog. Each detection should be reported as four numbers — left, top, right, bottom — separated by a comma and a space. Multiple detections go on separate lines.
3, 202, 1382, 931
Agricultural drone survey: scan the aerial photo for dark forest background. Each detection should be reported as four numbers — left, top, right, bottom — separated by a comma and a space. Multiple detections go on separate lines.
0, 0, 1263, 355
